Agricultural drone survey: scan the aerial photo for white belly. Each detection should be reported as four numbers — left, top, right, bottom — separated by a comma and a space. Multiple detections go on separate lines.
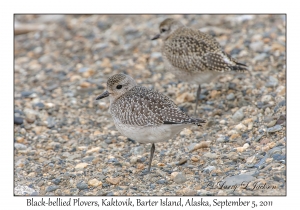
163, 59, 221, 84
114, 122, 190, 144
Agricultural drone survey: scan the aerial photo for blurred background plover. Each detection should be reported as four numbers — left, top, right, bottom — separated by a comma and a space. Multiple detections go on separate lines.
152, 18, 248, 115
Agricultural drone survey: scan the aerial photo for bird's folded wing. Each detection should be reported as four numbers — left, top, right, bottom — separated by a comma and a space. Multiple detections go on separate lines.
111, 86, 194, 126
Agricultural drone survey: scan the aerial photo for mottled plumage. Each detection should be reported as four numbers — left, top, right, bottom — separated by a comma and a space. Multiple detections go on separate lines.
152, 18, 248, 114
96, 73, 205, 172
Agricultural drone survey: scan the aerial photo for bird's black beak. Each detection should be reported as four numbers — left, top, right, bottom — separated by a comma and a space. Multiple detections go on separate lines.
151, 34, 160, 40
96, 90, 109, 100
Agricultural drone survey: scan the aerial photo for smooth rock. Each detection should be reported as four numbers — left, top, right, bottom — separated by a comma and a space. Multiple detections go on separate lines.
76, 181, 89, 190
266, 76, 278, 87
106, 177, 120, 185
203, 166, 216, 173
226, 93, 235, 101
14, 116, 24, 125
88, 179, 102, 187
267, 125, 282, 133
46, 185, 59, 192
173, 172, 187, 184
15, 143, 27, 150
232, 108, 245, 122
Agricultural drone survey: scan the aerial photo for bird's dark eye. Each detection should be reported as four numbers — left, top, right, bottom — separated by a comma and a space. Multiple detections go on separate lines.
116, 85, 122, 89
161, 28, 167, 33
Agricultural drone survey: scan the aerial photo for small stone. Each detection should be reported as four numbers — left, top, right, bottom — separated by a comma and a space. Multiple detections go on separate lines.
210, 90, 221, 99
157, 163, 165, 167
16, 136, 25, 143
276, 115, 286, 125
236, 147, 245, 153
47, 117, 56, 128
266, 76, 279, 87
230, 133, 240, 141
86, 147, 100, 154
261, 95, 272, 103
203, 152, 217, 159
156, 179, 167, 184
182, 188, 197, 196
46, 185, 59, 192
267, 125, 283, 133
228, 152, 238, 161
203, 166, 216, 173
178, 158, 188, 165
137, 163, 145, 169
216, 137, 225, 143
14, 116, 24, 125
176, 92, 195, 103
25, 115, 36, 123
88, 179, 102, 187
246, 156, 256, 164
75, 163, 88, 170
191, 156, 199, 162
226, 93, 235, 101
52, 178, 61, 185
262, 145, 270, 152
235, 123, 247, 131
130, 157, 138, 164
180, 128, 192, 136
21, 91, 35, 98
14, 143, 27, 150
232, 108, 245, 122
243, 143, 250, 148
171, 172, 179, 179
131, 146, 145, 155
188, 141, 209, 152
76, 181, 89, 190
173, 172, 187, 184
106, 177, 120, 185
80, 82, 91, 88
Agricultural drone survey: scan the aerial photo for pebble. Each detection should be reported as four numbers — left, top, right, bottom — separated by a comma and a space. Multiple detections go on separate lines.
75, 163, 88, 170
106, 177, 120, 185
173, 172, 187, 184
261, 95, 272, 103
188, 142, 209, 152
156, 179, 167, 184
132, 146, 145, 155
216, 137, 225, 143
203, 166, 216, 173
46, 185, 59, 192
88, 179, 102, 187
232, 108, 245, 122
191, 156, 199, 162
246, 156, 256, 164
226, 93, 235, 101
178, 158, 188, 165
267, 125, 283, 133
203, 152, 218, 159
14, 116, 24, 125
52, 178, 61, 185
14, 143, 27, 150
76, 181, 89, 190
266, 76, 279, 87
47, 117, 56, 128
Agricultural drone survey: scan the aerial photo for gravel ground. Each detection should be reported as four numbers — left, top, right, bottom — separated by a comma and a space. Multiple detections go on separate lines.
14, 14, 286, 196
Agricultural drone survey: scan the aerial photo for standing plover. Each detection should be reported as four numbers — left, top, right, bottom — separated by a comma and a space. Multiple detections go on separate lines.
152, 18, 248, 114
96, 73, 205, 172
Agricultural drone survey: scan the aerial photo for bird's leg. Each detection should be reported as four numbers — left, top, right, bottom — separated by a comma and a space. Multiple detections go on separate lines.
194, 85, 201, 116
148, 143, 155, 172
